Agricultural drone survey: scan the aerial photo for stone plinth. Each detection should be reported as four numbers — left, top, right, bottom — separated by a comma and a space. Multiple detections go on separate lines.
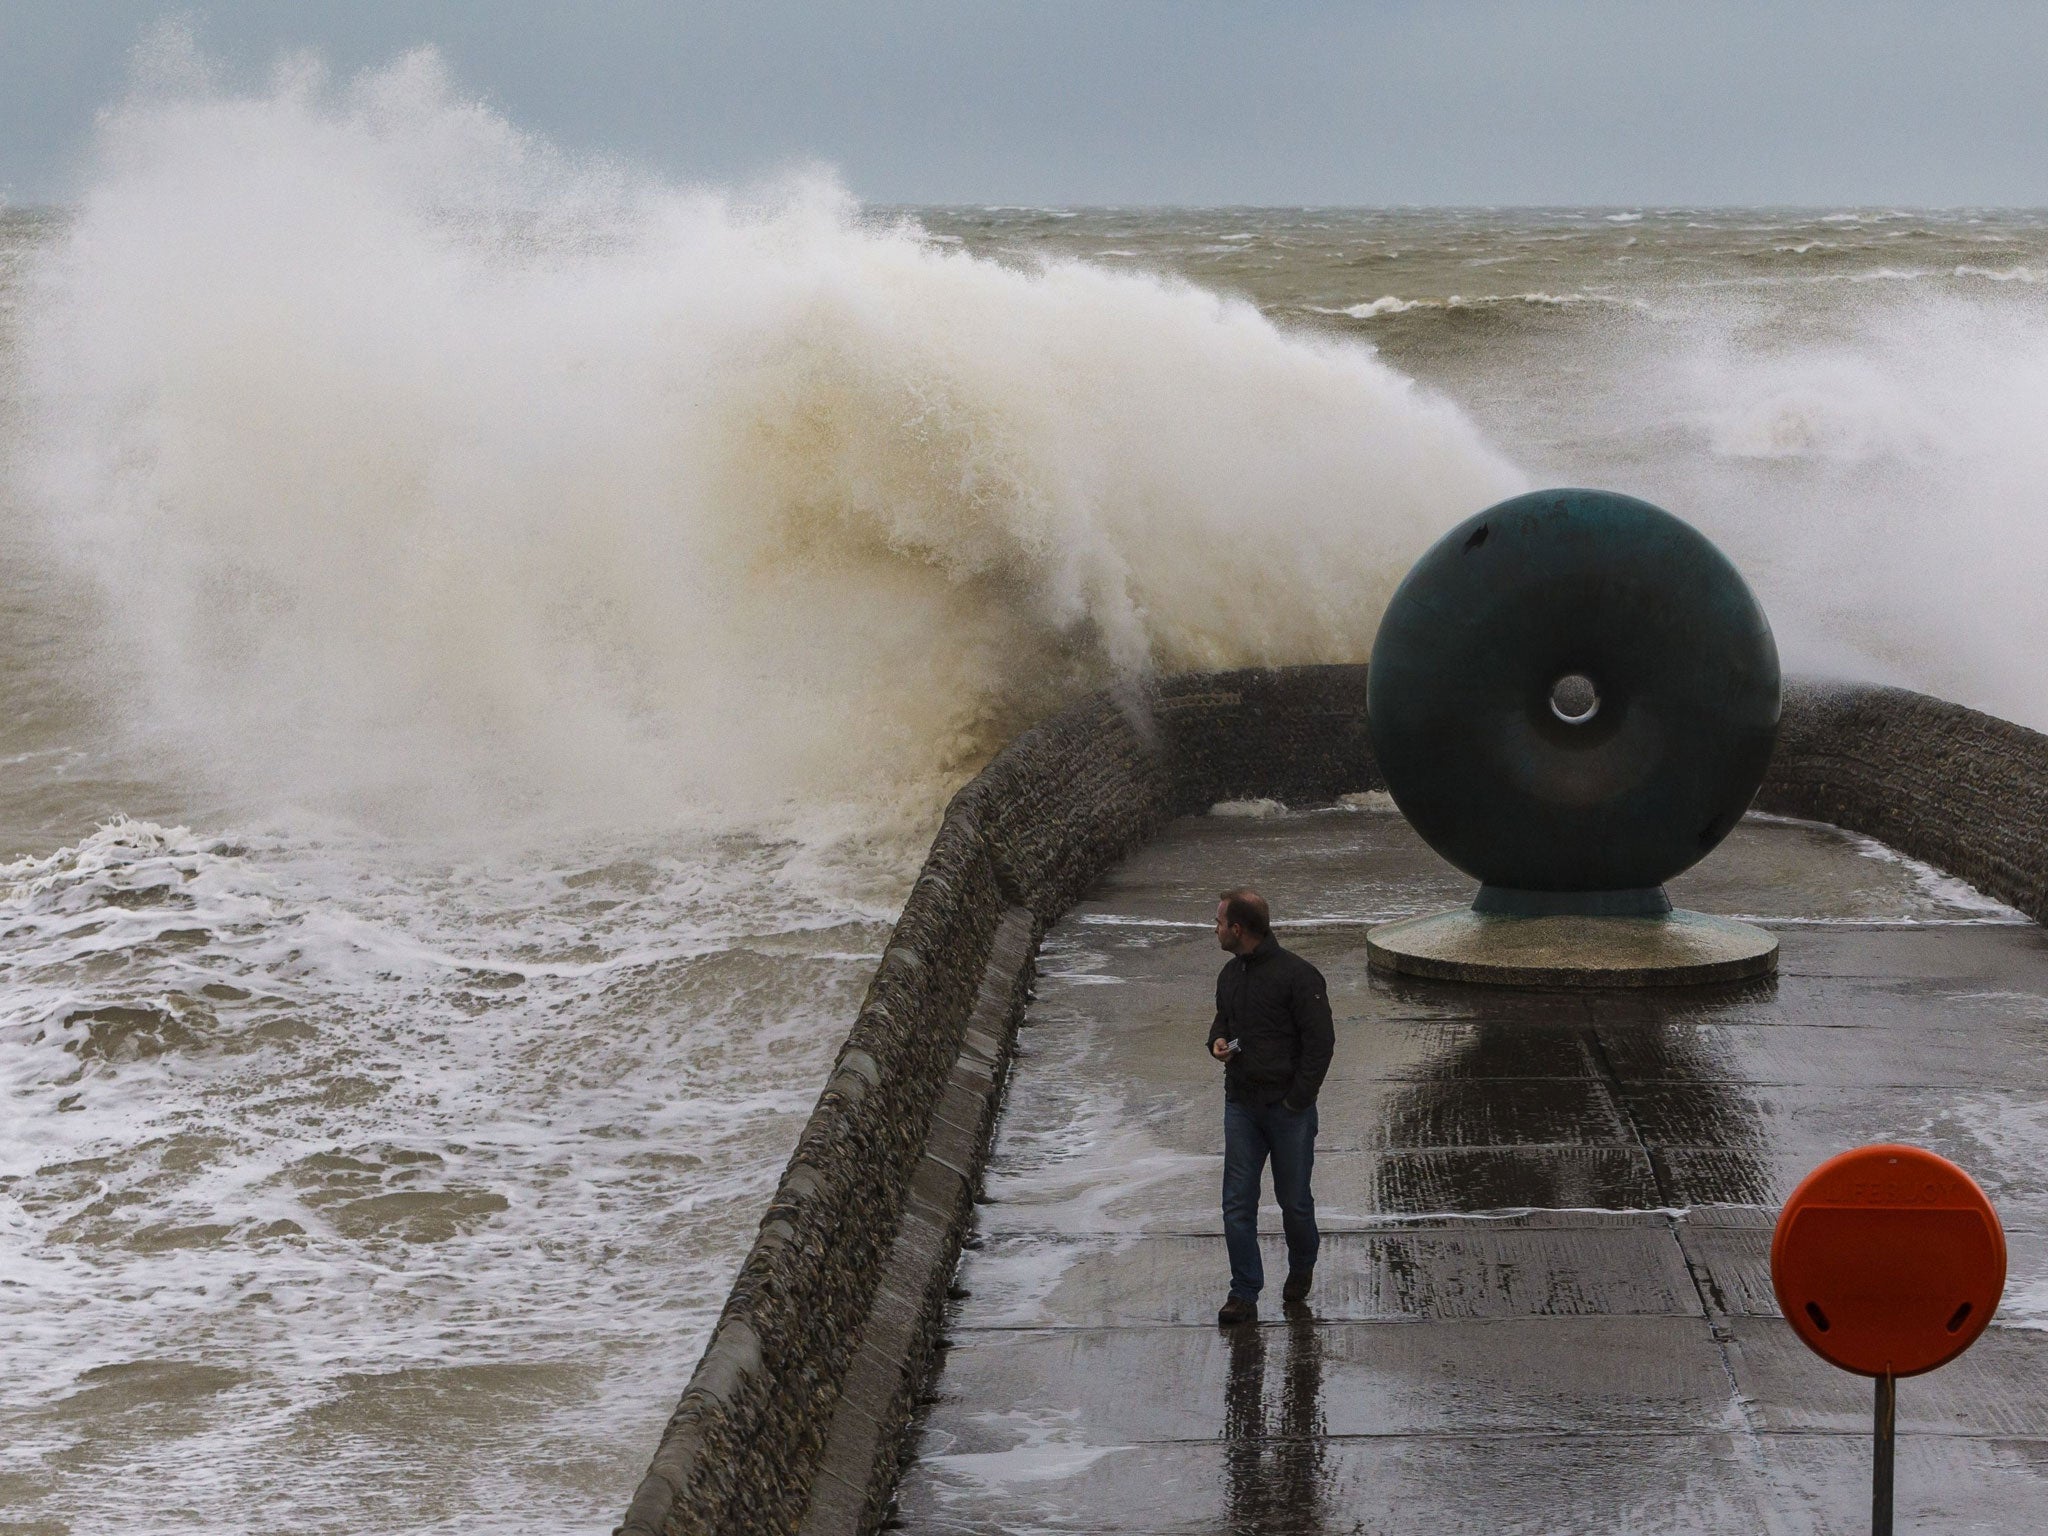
1366, 908, 1778, 987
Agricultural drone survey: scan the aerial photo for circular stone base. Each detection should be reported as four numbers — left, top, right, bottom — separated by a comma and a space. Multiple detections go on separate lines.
1366, 908, 1777, 988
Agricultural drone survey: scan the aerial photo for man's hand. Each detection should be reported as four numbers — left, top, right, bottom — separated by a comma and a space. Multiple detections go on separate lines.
1210, 1037, 1233, 1061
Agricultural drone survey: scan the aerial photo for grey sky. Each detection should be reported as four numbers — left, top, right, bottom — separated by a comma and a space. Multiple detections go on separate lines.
4, 2, 2047, 207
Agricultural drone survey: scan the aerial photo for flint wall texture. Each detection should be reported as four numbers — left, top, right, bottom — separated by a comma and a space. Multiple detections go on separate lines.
617, 669, 2043, 1536
1759, 680, 2048, 924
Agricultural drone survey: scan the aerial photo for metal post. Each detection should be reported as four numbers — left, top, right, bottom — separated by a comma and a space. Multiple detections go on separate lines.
1872, 1371, 1895, 1536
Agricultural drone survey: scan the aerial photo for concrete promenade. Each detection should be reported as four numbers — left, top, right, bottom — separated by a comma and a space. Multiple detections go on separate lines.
893, 804, 2048, 1534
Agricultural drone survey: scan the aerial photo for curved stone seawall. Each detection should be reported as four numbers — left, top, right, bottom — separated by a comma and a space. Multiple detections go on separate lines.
616, 667, 1377, 1536
617, 670, 2048, 1536
1761, 681, 2048, 925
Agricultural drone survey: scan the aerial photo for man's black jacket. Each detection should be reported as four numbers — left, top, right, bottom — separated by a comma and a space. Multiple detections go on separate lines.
1206, 935, 1334, 1110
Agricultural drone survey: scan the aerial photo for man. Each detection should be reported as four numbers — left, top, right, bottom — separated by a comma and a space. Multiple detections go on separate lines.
1208, 888, 1333, 1325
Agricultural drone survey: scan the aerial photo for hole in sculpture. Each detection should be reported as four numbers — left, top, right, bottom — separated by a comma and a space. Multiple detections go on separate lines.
1948, 1301, 1973, 1333
1805, 1301, 1832, 1333
1550, 673, 1600, 725
1464, 523, 1489, 551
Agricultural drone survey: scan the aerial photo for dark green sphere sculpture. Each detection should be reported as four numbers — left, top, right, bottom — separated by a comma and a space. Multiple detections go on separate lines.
1368, 488, 1781, 916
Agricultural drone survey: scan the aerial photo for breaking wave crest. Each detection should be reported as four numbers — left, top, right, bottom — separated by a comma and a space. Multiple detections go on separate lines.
14, 40, 1519, 843
1307, 291, 1620, 319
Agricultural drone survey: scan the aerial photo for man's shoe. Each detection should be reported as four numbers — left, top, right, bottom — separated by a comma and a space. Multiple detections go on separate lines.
1281, 1268, 1313, 1303
1216, 1293, 1257, 1326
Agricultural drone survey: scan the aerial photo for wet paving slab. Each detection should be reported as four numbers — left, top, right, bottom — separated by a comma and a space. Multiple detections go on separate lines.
955, 1223, 1704, 1329
893, 806, 2048, 1534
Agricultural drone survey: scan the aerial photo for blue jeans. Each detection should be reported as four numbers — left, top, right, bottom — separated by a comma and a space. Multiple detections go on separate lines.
1222, 1097, 1319, 1300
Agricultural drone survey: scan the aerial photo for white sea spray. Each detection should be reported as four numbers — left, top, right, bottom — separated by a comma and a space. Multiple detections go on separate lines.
14, 41, 1520, 846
